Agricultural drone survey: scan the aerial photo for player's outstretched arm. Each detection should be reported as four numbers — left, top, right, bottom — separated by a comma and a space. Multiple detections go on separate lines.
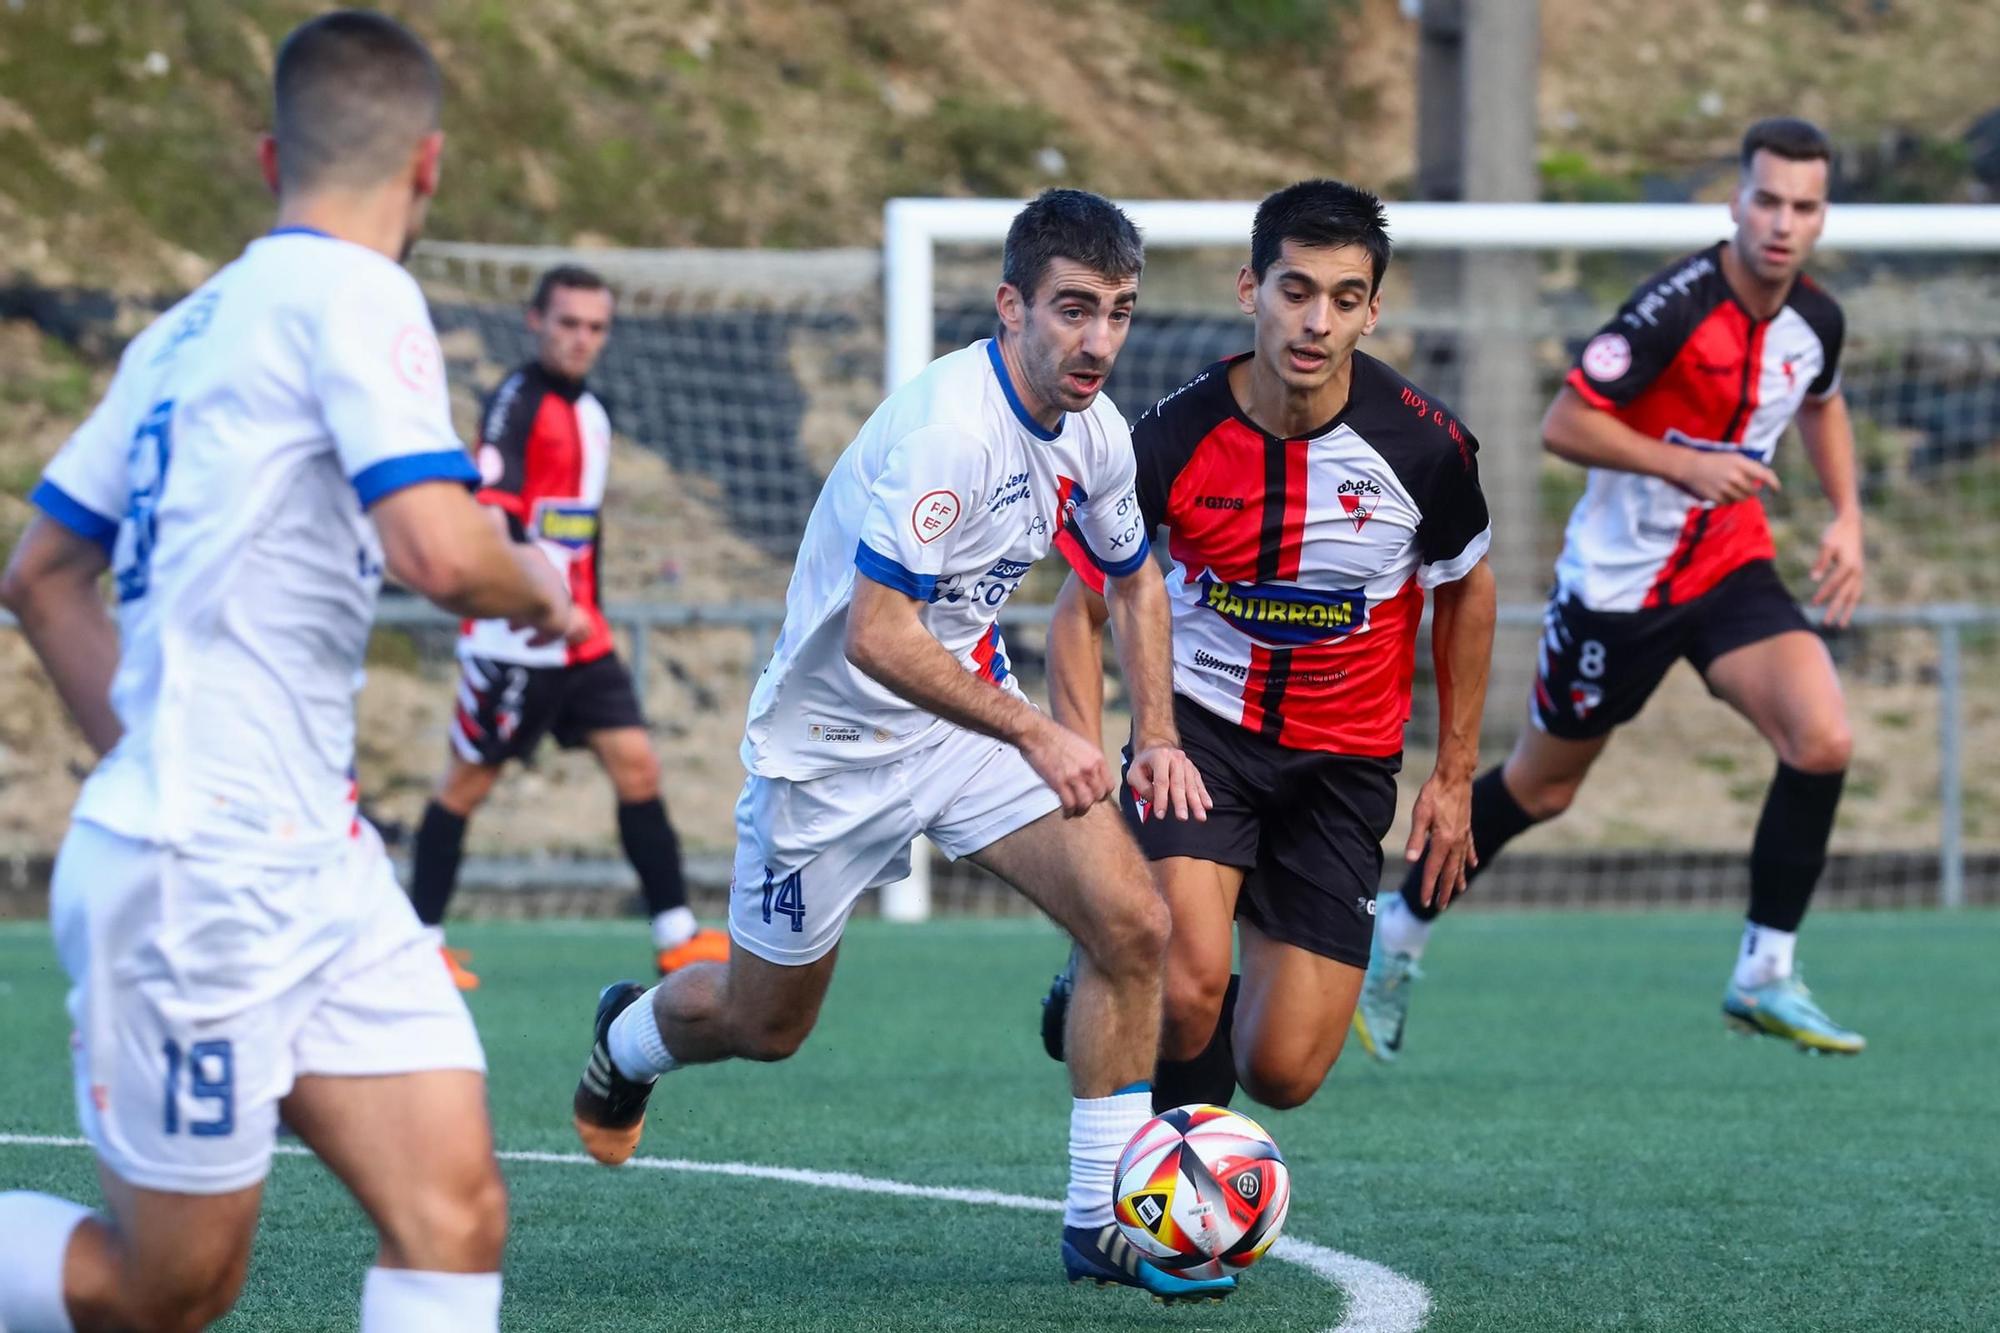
1795, 391, 1865, 628
1406, 556, 1496, 909
372, 481, 570, 637
1047, 570, 1110, 743
1104, 561, 1210, 823
1, 516, 123, 756
845, 574, 1111, 816
1542, 386, 1780, 504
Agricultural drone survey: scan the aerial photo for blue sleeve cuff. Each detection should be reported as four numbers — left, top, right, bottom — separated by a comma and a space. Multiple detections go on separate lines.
350, 449, 480, 509
854, 542, 937, 601
1087, 533, 1151, 580
31, 479, 119, 553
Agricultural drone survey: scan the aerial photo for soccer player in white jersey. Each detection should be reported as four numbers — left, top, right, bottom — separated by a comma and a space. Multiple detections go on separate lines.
571, 190, 1234, 1303
0, 14, 569, 1333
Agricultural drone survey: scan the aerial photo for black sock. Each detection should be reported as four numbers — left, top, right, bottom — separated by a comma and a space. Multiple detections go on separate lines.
410, 801, 469, 927
1153, 975, 1240, 1114
618, 799, 689, 917
1399, 766, 1538, 921
1748, 763, 1845, 932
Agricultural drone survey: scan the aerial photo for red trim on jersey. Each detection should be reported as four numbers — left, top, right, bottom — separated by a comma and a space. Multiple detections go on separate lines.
523, 394, 614, 665
1275, 442, 1309, 580
1053, 525, 1107, 595
1564, 366, 1617, 412
971, 623, 1007, 685
474, 487, 529, 519
1239, 645, 1276, 734
1165, 418, 1268, 582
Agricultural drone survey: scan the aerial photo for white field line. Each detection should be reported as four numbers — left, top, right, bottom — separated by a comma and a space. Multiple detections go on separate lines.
0, 1132, 1430, 1333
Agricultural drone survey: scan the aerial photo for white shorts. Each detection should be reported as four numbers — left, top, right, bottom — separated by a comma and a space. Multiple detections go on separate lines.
51, 819, 485, 1196
729, 726, 1061, 965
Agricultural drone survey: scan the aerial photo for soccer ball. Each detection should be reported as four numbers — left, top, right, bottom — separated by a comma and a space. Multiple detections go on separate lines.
1112, 1104, 1290, 1280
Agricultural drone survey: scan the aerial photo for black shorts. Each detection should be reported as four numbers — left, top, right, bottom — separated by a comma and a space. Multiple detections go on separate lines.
1530, 559, 1813, 741
450, 652, 646, 766
1120, 694, 1400, 970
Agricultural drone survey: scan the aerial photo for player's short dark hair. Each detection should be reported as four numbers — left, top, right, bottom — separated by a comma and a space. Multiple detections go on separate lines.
1250, 179, 1393, 290
531, 265, 612, 312
272, 10, 442, 193
1001, 189, 1144, 302
1740, 117, 1833, 170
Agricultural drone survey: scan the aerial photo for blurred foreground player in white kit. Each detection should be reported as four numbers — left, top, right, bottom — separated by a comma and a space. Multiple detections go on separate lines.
0, 13, 568, 1333
571, 189, 1239, 1304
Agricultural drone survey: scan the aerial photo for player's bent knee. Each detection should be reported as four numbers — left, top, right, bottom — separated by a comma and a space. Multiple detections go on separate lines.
1160, 969, 1230, 1062
1784, 723, 1852, 774
1083, 884, 1171, 982
379, 1166, 509, 1271
1515, 777, 1580, 823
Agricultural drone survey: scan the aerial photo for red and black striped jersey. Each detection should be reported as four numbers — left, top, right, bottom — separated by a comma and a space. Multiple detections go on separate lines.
460, 362, 614, 667
1063, 351, 1489, 757
1557, 242, 1845, 610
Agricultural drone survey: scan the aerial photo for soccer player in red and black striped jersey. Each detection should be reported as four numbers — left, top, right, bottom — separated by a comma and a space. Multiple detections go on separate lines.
1041, 180, 1496, 1113
409, 266, 725, 986
1369, 118, 1869, 1058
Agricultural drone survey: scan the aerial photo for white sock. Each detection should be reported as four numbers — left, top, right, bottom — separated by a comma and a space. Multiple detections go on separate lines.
607, 985, 677, 1082
651, 906, 697, 950
1063, 1085, 1152, 1230
0, 1192, 90, 1333
361, 1268, 501, 1332
1734, 922, 1797, 990
1375, 891, 1434, 961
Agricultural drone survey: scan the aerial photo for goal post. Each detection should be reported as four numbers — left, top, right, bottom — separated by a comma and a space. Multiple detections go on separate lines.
877, 197, 2000, 923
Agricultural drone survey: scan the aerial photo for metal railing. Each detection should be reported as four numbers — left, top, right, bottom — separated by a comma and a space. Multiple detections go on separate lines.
4, 600, 1993, 908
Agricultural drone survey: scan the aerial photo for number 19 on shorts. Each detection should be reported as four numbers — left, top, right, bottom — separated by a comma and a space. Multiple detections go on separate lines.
162, 1038, 235, 1137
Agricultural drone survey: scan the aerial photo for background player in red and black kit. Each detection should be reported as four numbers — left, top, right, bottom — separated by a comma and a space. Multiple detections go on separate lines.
410, 266, 726, 987
1041, 180, 1495, 1112
1366, 118, 1869, 1057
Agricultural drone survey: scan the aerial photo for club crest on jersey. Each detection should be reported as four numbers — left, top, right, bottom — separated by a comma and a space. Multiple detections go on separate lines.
1571, 683, 1603, 719
1337, 478, 1382, 531
1581, 331, 1633, 382
532, 500, 599, 549
1195, 571, 1366, 647
912, 490, 962, 545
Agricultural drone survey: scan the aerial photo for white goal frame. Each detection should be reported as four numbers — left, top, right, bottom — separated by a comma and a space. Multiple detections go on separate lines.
877, 198, 2000, 921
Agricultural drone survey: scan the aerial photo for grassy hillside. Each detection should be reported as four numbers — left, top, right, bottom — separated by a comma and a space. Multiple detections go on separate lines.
1, 0, 1993, 289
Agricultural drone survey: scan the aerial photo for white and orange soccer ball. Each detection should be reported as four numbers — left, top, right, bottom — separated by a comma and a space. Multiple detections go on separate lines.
1112, 1104, 1291, 1280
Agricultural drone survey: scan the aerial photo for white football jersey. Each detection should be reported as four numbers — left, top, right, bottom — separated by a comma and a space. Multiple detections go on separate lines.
742, 339, 1148, 781
33, 227, 477, 867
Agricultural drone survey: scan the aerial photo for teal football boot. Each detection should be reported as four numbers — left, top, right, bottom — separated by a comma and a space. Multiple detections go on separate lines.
1351, 948, 1420, 1064
1723, 971, 1865, 1055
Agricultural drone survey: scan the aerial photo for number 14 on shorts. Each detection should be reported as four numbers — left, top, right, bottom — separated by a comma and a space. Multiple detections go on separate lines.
760, 867, 805, 933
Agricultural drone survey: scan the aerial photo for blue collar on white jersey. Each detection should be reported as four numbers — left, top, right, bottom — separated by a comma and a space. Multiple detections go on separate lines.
268, 225, 334, 239
986, 338, 1062, 442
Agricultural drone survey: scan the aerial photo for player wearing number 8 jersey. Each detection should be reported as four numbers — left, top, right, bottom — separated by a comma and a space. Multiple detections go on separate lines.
1367, 117, 1870, 1061
572, 190, 1237, 1304
0, 14, 570, 1333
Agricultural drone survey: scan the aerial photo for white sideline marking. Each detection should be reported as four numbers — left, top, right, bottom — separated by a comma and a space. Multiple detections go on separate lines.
0, 1132, 1430, 1333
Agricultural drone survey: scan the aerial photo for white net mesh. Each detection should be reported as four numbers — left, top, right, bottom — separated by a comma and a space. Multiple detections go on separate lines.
3, 225, 1995, 917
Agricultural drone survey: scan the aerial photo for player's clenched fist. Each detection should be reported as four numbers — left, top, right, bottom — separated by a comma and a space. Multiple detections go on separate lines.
1025, 720, 1115, 817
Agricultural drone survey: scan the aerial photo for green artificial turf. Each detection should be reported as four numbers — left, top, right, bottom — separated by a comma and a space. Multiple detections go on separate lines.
3, 911, 1996, 1331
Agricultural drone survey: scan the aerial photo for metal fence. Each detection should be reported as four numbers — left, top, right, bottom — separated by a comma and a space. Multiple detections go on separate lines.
1, 598, 1992, 912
